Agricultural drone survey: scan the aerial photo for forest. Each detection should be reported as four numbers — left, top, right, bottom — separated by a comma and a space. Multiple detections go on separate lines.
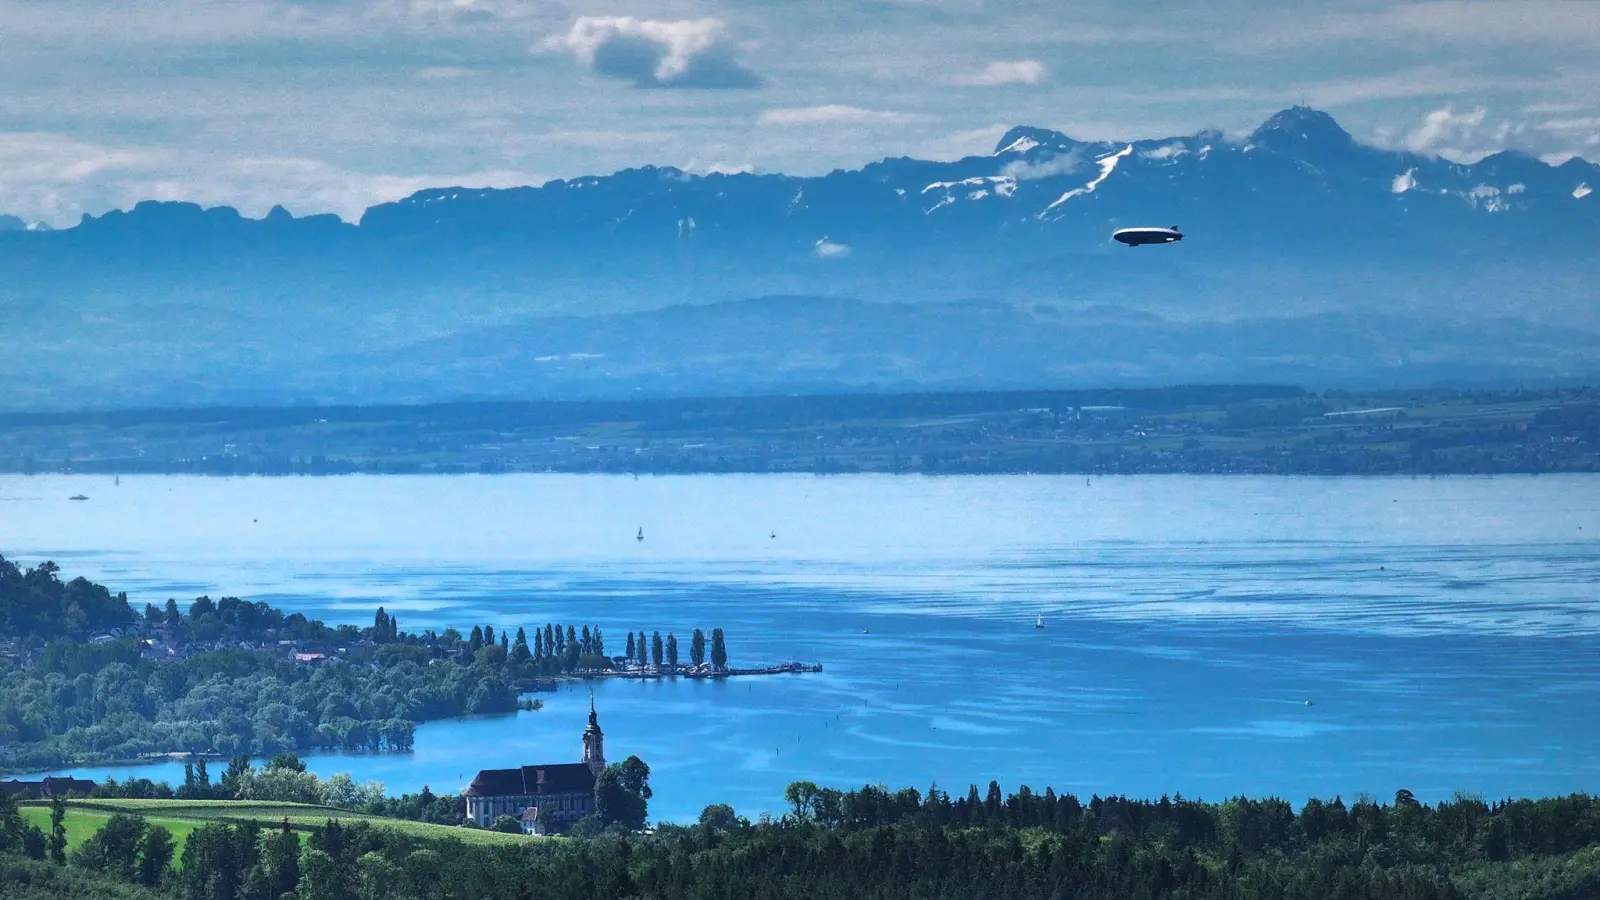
5, 778, 1600, 900
0, 556, 726, 773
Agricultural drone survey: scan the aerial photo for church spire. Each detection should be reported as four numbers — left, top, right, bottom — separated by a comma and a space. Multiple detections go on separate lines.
582, 691, 605, 776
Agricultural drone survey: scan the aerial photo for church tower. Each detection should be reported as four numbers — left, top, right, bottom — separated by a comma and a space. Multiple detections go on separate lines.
582, 693, 606, 776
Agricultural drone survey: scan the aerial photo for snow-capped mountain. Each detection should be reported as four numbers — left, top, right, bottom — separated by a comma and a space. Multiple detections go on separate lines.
1, 106, 1596, 409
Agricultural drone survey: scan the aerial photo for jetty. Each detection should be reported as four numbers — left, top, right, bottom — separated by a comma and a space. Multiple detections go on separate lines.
561, 661, 822, 682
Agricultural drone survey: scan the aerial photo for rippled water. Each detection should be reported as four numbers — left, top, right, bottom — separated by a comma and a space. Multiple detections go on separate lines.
5, 473, 1598, 821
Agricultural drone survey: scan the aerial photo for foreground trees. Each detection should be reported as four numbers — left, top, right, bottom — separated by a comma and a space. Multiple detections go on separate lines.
16, 782, 1600, 900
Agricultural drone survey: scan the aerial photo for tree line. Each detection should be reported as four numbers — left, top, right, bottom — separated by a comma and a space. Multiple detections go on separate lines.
8, 777, 1600, 899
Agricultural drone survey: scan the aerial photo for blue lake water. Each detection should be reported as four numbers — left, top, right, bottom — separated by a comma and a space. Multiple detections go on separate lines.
3, 472, 1598, 823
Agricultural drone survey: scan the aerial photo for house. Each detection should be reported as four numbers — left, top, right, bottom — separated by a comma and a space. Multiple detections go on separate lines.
1, 777, 97, 800
464, 698, 607, 834
293, 652, 326, 664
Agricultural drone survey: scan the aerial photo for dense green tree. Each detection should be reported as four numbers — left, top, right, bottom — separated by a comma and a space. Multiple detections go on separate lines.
221, 756, 252, 797
47, 798, 66, 864
651, 632, 663, 668
178, 822, 245, 900
710, 628, 727, 669
71, 812, 146, 880
136, 825, 174, 888
699, 803, 741, 831
491, 815, 522, 834
295, 847, 352, 900
595, 756, 653, 831
468, 626, 483, 652
690, 629, 706, 667
240, 820, 297, 899
665, 633, 678, 669
511, 628, 530, 663
625, 632, 635, 660
483, 626, 495, 648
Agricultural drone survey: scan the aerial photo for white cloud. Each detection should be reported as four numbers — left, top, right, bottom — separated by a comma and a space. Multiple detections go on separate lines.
1000, 148, 1086, 180
1377, 105, 1593, 163
1403, 105, 1487, 155
951, 59, 1046, 86
0, 130, 539, 227
757, 105, 924, 127
680, 159, 756, 175
1140, 141, 1189, 160
813, 237, 851, 258
542, 16, 762, 89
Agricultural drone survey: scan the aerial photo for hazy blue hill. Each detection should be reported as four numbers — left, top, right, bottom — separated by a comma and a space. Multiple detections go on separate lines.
0, 106, 1596, 409
294, 298, 1600, 403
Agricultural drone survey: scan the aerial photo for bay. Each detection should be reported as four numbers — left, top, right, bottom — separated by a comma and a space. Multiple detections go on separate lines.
4, 473, 1598, 823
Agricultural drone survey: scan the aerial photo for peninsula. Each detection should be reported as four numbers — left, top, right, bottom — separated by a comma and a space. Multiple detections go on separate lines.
0, 556, 814, 775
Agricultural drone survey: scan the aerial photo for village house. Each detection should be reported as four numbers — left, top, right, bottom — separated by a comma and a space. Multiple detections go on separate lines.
464, 699, 607, 835
1, 776, 97, 800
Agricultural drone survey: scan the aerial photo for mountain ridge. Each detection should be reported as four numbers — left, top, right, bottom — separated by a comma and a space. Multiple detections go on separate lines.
1, 106, 1596, 410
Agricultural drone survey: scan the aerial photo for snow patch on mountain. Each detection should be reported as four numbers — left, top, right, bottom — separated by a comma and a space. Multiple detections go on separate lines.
1392, 168, 1417, 194
920, 175, 1019, 209
996, 135, 1040, 155
922, 175, 1014, 194
1464, 185, 1509, 212
1040, 145, 1132, 216
1577, 183, 1593, 199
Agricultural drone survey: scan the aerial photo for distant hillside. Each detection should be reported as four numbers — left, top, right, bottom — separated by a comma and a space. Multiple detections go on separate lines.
1, 106, 1596, 409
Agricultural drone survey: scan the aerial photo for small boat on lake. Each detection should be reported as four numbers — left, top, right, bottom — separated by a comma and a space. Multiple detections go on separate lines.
636, 527, 644, 542
69, 494, 88, 501
1035, 615, 1045, 629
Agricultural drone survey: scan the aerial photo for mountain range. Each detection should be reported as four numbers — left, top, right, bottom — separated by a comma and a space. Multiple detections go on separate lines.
3, 106, 1596, 409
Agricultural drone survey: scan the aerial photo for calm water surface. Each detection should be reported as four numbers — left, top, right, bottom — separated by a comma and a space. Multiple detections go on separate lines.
3, 473, 1598, 822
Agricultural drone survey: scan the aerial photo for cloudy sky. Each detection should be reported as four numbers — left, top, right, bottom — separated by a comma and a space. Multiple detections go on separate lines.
2, 0, 1598, 226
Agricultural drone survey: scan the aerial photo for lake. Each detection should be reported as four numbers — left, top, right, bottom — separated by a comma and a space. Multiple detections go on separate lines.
4, 472, 1598, 823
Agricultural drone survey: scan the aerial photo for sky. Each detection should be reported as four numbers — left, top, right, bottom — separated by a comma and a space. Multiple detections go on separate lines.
2, 0, 1598, 227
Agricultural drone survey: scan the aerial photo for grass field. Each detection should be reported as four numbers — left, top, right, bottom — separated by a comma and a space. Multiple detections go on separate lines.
18, 799, 542, 857
19, 807, 206, 857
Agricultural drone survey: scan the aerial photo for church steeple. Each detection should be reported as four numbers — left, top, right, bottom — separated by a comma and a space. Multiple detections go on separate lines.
582, 692, 605, 776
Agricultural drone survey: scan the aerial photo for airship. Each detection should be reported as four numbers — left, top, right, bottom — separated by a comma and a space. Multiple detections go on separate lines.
1112, 225, 1183, 246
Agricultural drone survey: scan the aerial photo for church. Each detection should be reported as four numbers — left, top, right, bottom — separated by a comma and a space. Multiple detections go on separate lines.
464, 698, 607, 835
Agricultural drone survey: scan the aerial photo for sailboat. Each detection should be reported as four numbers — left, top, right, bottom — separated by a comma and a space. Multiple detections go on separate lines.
636, 527, 644, 543
1035, 615, 1045, 629
114, 475, 120, 486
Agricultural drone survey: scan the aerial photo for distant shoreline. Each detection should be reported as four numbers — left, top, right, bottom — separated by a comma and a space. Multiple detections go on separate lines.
3, 385, 1593, 477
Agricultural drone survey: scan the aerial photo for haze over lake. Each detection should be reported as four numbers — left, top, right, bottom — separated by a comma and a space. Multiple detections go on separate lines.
4, 473, 1598, 822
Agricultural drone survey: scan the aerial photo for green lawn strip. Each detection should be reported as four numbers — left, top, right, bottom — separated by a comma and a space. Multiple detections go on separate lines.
21, 800, 541, 852
20, 807, 203, 858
